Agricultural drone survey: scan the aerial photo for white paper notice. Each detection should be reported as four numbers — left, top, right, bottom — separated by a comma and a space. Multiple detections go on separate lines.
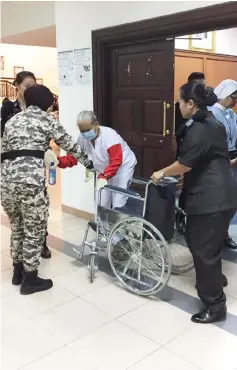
74, 48, 91, 85
58, 50, 74, 86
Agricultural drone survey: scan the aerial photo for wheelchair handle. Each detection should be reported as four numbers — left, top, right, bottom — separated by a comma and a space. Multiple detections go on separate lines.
132, 176, 150, 185
152, 176, 178, 186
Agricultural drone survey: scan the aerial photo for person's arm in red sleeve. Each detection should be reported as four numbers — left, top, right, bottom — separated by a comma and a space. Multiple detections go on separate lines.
98, 144, 122, 180
57, 153, 78, 169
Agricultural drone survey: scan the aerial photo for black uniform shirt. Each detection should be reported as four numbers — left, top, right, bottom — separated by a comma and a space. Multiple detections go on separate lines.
178, 111, 237, 215
1, 100, 21, 137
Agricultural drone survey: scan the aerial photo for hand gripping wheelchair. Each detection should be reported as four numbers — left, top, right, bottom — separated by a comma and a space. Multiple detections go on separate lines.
74, 176, 194, 297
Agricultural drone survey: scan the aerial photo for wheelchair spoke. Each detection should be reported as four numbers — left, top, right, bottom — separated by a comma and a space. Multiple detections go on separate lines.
122, 256, 133, 275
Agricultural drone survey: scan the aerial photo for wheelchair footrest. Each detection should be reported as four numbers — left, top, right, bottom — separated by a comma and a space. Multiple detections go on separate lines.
88, 221, 97, 232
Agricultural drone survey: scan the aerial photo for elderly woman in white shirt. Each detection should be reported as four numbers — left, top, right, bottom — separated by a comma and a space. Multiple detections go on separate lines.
209, 79, 237, 250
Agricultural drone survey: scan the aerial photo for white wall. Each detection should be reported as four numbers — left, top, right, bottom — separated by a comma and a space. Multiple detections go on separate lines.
0, 43, 58, 94
55, 1, 225, 214
1, 1, 55, 38
175, 28, 237, 56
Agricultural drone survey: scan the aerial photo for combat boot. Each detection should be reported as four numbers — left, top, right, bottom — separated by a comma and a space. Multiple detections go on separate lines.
20, 270, 53, 295
41, 244, 51, 259
12, 262, 23, 285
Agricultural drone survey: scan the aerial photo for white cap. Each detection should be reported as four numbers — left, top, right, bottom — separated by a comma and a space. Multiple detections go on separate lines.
214, 79, 237, 100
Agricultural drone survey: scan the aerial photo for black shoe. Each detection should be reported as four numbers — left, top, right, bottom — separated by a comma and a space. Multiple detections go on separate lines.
195, 274, 228, 289
191, 307, 226, 324
12, 262, 23, 285
222, 274, 228, 287
20, 270, 53, 295
41, 245, 52, 259
224, 237, 237, 250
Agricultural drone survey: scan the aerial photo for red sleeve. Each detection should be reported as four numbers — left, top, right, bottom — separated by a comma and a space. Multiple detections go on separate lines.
57, 153, 78, 169
98, 144, 122, 179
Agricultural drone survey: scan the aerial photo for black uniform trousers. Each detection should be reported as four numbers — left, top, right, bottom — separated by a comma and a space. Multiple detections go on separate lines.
185, 209, 235, 311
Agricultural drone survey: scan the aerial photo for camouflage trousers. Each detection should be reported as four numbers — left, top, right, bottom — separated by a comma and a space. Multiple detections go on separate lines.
1, 182, 49, 272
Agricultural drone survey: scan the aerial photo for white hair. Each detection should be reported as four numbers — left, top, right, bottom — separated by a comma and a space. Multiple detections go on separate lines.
77, 110, 98, 124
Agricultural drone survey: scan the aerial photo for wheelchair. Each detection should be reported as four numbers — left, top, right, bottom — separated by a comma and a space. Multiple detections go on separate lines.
74, 176, 194, 297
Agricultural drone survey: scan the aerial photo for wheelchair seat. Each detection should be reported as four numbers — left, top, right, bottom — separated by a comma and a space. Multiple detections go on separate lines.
114, 198, 143, 217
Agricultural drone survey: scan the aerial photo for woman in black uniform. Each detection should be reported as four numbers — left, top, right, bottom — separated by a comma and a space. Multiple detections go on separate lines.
151, 82, 237, 324
1, 71, 52, 259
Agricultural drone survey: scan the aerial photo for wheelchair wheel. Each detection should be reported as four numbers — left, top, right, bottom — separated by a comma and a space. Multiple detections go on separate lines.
169, 211, 194, 275
107, 217, 172, 297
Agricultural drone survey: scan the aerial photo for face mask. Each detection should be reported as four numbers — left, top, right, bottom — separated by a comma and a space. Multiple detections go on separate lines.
81, 128, 97, 141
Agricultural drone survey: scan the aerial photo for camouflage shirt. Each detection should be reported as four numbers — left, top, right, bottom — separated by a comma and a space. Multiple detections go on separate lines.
1, 105, 78, 187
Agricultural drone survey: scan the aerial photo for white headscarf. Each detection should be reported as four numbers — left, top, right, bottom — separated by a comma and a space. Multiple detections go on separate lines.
214, 79, 237, 100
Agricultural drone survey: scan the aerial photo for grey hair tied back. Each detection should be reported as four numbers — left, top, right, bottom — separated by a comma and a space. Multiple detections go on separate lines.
77, 110, 98, 124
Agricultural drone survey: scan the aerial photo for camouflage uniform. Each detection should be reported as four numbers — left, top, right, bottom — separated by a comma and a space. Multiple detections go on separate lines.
1, 106, 78, 272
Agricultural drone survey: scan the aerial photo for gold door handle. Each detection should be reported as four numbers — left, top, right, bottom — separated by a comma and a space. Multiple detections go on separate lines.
163, 101, 171, 137
173, 101, 176, 136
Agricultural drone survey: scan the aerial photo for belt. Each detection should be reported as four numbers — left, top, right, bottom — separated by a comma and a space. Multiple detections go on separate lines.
1, 150, 45, 163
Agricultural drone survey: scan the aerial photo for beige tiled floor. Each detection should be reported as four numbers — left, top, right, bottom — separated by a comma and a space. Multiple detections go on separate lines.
165, 325, 237, 370
1, 205, 237, 370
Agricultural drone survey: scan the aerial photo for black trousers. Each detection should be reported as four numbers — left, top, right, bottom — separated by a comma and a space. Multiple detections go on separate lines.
185, 209, 235, 311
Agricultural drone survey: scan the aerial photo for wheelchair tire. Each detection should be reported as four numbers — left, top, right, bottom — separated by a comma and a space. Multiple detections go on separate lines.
107, 217, 172, 297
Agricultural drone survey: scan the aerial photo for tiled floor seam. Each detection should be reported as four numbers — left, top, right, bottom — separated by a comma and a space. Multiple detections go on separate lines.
19, 344, 67, 370
125, 347, 161, 370
162, 344, 205, 370
117, 314, 194, 347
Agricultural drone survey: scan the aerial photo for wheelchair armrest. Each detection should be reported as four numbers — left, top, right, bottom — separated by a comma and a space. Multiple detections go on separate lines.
104, 185, 140, 197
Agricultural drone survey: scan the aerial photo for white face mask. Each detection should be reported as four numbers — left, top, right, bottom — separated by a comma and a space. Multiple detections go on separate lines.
81, 128, 97, 141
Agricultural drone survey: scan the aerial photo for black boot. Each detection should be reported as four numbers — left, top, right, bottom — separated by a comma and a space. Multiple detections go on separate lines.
41, 244, 51, 259
12, 262, 23, 285
191, 306, 227, 324
20, 270, 53, 295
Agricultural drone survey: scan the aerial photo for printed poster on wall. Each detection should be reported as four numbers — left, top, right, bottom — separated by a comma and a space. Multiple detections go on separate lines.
58, 50, 74, 86
74, 48, 91, 85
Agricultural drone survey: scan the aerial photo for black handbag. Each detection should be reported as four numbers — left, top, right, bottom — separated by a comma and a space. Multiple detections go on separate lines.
144, 178, 177, 241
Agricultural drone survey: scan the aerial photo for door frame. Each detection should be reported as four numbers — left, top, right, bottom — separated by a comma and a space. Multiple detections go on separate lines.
92, 1, 237, 122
